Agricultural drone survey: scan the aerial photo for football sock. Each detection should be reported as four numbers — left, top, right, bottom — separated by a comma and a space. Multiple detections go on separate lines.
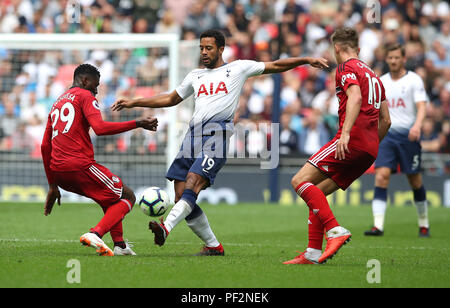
110, 221, 124, 245
186, 211, 220, 248
114, 241, 126, 249
100, 207, 125, 244
185, 202, 203, 221
307, 209, 324, 250
163, 189, 197, 232
295, 182, 339, 232
372, 187, 387, 231
413, 186, 429, 228
92, 199, 132, 237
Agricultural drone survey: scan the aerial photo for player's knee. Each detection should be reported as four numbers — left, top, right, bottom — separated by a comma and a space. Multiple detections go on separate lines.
122, 188, 136, 206
185, 173, 208, 193
375, 170, 390, 187
291, 176, 300, 190
407, 174, 422, 189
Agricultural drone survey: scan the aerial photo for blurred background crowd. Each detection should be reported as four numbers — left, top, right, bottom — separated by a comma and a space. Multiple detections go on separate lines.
0, 0, 449, 172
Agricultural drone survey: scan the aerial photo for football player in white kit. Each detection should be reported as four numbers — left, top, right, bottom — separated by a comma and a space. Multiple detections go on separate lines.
111, 29, 329, 255
365, 43, 430, 237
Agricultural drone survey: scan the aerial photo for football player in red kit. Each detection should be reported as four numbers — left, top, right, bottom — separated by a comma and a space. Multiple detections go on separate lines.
284, 27, 392, 265
41, 63, 158, 256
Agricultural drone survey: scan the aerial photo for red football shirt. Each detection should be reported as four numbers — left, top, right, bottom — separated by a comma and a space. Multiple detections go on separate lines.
335, 58, 386, 158
41, 87, 136, 182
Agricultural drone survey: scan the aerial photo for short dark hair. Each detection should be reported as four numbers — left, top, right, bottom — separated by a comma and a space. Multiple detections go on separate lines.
385, 43, 405, 57
200, 29, 225, 48
73, 63, 100, 80
331, 27, 359, 52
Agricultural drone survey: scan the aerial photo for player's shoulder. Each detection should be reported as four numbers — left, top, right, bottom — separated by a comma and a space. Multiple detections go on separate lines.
380, 72, 390, 82
230, 59, 262, 68
336, 58, 361, 76
185, 68, 206, 78
404, 70, 423, 83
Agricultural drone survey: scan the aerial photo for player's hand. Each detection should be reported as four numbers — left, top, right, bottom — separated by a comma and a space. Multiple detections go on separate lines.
308, 57, 329, 69
44, 184, 61, 216
111, 99, 134, 111
335, 133, 350, 160
136, 117, 158, 131
408, 125, 421, 142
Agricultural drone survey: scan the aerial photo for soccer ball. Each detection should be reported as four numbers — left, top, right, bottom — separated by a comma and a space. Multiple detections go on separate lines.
139, 187, 170, 217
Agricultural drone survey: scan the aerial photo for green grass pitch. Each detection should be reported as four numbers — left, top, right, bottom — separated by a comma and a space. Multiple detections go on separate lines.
0, 202, 449, 288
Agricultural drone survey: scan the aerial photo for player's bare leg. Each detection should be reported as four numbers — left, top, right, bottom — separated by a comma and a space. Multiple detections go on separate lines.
407, 173, 430, 237
285, 163, 351, 265
366, 167, 391, 236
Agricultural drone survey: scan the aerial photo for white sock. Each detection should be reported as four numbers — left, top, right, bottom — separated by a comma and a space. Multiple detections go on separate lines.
372, 199, 387, 231
163, 199, 192, 233
305, 247, 322, 262
186, 212, 220, 247
415, 200, 429, 228
326, 226, 350, 238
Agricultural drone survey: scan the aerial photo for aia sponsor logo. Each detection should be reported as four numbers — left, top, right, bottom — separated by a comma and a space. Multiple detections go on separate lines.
387, 98, 406, 108
197, 82, 228, 97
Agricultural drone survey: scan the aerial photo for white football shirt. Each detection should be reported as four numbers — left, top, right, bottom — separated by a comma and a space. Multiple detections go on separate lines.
176, 60, 265, 126
380, 71, 428, 134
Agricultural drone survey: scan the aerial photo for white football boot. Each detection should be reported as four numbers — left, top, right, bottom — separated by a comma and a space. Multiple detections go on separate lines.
80, 232, 114, 256
113, 240, 137, 256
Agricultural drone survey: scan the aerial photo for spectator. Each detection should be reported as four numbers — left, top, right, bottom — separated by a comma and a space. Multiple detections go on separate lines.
9, 121, 34, 154
421, 117, 441, 153
279, 112, 299, 156
299, 76, 317, 109
311, 76, 339, 136
132, 0, 162, 33
183, 1, 218, 36
155, 9, 181, 36
298, 111, 330, 156
0, 95, 20, 138
21, 91, 47, 123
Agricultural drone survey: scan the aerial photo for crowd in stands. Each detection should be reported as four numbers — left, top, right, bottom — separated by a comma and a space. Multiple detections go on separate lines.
0, 0, 449, 171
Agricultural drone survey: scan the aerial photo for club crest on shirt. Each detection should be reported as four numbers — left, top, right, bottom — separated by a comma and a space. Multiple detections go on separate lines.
92, 100, 100, 110
111, 176, 119, 183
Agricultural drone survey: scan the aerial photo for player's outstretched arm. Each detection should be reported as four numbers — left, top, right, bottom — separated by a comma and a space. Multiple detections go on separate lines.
378, 100, 391, 142
136, 117, 159, 132
335, 84, 362, 160
262, 57, 329, 74
111, 90, 183, 111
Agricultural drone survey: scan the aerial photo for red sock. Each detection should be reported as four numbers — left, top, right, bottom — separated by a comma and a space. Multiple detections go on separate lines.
110, 221, 124, 244
99, 207, 124, 244
92, 199, 132, 237
308, 209, 324, 250
296, 182, 339, 232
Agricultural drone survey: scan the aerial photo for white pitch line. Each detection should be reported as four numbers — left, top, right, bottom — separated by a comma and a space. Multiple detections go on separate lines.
0, 238, 448, 251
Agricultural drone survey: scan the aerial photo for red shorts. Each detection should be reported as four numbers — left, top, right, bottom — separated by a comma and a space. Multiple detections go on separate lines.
308, 137, 375, 190
52, 163, 123, 208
